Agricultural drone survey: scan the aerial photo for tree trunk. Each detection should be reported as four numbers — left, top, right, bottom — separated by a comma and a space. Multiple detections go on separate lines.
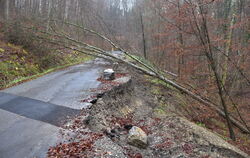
46, 0, 52, 32
222, 0, 237, 85
140, 10, 147, 59
5, 0, 9, 20
198, 5, 236, 140
24, 20, 250, 136
177, 0, 184, 77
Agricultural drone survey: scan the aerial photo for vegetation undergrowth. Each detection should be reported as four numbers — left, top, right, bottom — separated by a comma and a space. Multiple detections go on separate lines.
1, 57, 91, 90
150, 78, 176, 90
146, 76, 250, 155
0, 21, 92, 89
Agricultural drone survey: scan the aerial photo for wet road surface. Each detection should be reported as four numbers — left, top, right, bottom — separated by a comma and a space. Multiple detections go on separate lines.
0, 59, 110, 158
0, 93, 80, 126
2, 60, 105, 109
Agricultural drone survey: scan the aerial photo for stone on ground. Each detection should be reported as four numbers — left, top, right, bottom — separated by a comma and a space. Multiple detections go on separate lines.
127, 126, 148, 149
103, 69, 115, 80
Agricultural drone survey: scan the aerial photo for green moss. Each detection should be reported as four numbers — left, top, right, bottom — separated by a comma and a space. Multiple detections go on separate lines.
22, 49, 28, 54
154, 108, 166, 114
0, 48, 4, 52
151, 78, 167, 85
174, 92, 188, 107
216, 133, 230, 141
151, 86, 161, 95
7, 43, 21, 50
196, 122, 206, 128
150, 78, 176, 90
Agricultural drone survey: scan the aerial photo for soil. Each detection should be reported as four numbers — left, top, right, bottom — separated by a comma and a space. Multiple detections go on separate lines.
47, 64, 249, 158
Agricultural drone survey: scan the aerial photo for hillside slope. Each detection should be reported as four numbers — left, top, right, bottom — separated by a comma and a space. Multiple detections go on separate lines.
0, 32, 91, 89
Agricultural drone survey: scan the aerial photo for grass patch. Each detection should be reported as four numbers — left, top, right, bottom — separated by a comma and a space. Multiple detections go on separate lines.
154, 108, 167, 115
2, 56, 92, 89
174, 92, 188, 107
1, 22, 96, 89
151, 86, 161, 95
0, 35, 94, 89
150, 78, 176, 90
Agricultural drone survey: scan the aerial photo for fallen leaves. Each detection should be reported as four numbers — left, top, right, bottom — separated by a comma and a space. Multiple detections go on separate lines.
47, 133, 103, 158
182, 143, 194, 154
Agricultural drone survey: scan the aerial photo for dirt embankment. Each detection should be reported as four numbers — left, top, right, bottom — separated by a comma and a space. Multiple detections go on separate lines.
48, 65, 249, 158
0, 39, 91, 89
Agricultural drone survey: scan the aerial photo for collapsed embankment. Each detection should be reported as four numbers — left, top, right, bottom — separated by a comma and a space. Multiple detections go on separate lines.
47, 65, 249, 158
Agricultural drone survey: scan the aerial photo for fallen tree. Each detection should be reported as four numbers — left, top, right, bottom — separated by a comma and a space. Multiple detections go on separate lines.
19, 20, 250, 135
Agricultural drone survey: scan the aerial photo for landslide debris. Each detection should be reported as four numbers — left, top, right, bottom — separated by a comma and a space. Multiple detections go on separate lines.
48, 65, 249, 158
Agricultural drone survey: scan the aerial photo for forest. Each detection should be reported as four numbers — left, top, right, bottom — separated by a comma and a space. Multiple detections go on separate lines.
0, 0, 249, 157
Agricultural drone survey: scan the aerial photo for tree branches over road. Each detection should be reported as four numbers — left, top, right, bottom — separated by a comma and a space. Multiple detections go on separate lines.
16, 19, 250, 137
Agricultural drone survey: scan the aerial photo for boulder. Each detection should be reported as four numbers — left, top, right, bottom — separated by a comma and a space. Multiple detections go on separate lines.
127, 126, 148, 149
103, 69, 115, 80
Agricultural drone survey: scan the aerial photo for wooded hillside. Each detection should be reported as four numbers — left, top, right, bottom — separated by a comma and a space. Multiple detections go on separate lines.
0, 0, 249, 154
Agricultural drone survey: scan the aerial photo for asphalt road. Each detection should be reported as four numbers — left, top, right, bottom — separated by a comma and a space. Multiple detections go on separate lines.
0, 59, 108, 158
3, 60, 104, 109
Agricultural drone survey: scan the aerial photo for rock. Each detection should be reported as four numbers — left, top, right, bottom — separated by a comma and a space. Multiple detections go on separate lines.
127, 126, 148, 149
103, 69, 115, 80
104, 127, 120, 140
104, 128, 116, 138
114, 76, 131, 84
90, 98, 98, 104
84, 115, 92, 125
111, 129, 117, 134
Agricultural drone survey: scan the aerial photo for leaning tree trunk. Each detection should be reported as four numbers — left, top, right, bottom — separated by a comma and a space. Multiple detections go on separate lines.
19, 20, 250, 135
